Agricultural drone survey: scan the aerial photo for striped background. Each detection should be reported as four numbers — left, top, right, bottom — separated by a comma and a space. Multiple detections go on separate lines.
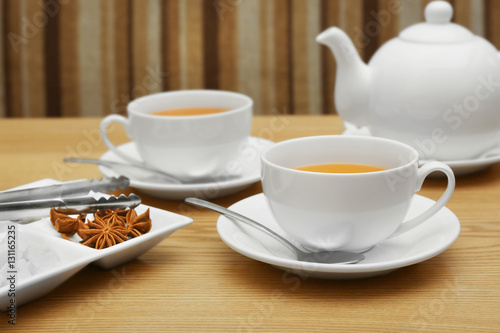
1, 0, 500, 117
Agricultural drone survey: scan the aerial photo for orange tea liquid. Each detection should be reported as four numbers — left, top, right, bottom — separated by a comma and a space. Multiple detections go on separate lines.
151, 107, 229, 116
296, 163, 387, 174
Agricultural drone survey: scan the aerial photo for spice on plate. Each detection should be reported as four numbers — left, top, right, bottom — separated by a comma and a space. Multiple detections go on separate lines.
50, 207, 152, 249
79, 214, 130, 249
125, 209, 152, 237
50, 208, 87, 238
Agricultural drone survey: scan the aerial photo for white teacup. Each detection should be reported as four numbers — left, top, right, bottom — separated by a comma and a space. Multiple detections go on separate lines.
261, 135, 455, 253
100, 90, 253, 181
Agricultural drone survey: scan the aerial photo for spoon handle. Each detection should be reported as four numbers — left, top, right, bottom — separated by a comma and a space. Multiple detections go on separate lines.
64, 157, 182, 184
185, 197, 300, 255
65, 157, 104, 164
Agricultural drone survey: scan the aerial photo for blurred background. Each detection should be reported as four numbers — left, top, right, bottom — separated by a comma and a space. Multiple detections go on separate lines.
0, 0, 499, 117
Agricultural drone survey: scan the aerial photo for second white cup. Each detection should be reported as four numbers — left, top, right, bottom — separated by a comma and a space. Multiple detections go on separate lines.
100, 90, 253, 181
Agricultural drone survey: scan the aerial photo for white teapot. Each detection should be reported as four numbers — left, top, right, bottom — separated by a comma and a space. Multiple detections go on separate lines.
317, 1, 500, 161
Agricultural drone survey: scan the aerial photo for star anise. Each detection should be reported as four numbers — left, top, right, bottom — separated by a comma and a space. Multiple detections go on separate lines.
76, 219, 90, 239
125, 208, 152, 237
50, 208, 86, 237
79, 214, 129, 249
98, 209, 128, 227
50, 208, 67, 226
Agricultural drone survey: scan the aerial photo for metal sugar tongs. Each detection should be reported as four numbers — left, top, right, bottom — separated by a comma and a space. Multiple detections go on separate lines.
0, 176, 141, 222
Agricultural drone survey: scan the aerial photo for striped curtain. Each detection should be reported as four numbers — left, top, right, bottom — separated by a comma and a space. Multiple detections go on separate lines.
1, 0, 499, 117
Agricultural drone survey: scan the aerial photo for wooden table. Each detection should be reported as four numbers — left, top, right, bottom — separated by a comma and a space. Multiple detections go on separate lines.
1, 116, 499, 332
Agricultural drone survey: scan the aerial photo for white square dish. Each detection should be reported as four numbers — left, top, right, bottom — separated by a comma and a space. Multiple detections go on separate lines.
0, 179, 193, 308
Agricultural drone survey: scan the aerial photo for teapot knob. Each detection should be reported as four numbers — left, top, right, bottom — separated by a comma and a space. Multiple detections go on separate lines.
425, 1, 453, 24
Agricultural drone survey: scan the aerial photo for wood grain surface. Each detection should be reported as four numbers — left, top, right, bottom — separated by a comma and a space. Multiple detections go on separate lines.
1, 116, 500, 332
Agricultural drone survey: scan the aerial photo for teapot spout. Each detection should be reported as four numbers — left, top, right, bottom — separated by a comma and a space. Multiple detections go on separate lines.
316, 27, 370, 128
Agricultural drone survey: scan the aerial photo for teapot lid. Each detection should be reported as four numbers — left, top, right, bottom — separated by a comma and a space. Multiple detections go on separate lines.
399, 1, 474, 43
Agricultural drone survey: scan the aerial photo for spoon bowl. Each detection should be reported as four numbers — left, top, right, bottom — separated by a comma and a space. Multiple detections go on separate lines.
185, 197, 365, 265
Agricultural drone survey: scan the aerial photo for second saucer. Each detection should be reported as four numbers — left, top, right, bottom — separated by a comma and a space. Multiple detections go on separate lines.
98, 136, 273, 200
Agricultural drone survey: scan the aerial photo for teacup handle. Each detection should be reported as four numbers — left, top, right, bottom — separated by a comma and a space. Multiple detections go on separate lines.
389, 161, 455, 238
100, 114, 144, 166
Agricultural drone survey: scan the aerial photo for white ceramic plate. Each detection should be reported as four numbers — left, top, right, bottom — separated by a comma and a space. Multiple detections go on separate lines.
217, 193, 460, 279
422, 154, 500, 176
98, 136, 274, 200
342, 125, 500, 176
0, 179, 193, 308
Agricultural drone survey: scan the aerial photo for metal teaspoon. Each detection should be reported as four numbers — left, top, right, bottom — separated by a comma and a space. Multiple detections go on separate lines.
185, 197, 365, 265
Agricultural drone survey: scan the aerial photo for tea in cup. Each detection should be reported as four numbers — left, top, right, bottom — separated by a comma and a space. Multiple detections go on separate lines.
260, 135, 455, 253
100, 90, 253, 181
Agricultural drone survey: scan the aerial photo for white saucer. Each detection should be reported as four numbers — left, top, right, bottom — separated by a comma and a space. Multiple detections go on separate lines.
98, 136, 274, 200
421, 152, 500, 176
342, 125, 500, 176
216, 193, 460, 279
